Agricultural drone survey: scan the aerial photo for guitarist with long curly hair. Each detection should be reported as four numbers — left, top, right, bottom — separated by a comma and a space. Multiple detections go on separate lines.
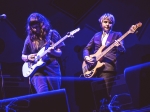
22, 12, 65, 93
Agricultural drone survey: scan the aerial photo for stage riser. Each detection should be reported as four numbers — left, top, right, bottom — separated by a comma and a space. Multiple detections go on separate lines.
125, 62, 150, 108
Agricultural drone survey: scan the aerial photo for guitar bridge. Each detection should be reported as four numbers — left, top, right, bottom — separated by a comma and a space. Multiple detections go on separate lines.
85, 70, 94, 78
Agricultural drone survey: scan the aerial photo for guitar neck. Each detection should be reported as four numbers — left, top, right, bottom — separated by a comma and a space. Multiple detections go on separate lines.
97, 31, 130, 60
36, 28, 80, 60
53, 35, 68, 48
38, 35, 68, 59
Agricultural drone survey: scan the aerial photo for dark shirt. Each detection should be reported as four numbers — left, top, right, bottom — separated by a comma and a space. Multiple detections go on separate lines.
22, 29, 65, 76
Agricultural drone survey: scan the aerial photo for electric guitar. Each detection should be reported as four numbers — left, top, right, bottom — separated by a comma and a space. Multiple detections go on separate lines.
82, 22, 142, 78
22, 28, 80, 77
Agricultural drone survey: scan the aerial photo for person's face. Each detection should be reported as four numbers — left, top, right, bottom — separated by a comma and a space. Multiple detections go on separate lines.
30, 21, 41, 35
101, 18, 113, 32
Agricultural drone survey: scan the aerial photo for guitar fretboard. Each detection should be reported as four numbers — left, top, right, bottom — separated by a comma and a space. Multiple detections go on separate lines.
39, 35, 68, 59
35, 28, 80, 60
97, 31, 130, 60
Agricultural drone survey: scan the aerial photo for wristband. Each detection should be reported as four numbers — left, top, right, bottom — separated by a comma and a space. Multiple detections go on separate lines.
84, 56, 90, 61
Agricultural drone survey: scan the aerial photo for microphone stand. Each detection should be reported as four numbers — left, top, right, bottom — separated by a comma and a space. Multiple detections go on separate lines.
0, 14, 16, 31
0, 63, 5, 99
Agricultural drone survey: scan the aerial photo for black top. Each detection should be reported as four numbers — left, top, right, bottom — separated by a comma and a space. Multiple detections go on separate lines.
22, 29, 65, 76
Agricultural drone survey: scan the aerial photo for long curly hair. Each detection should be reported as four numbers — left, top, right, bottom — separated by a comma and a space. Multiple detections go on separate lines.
26, 13, 51, 42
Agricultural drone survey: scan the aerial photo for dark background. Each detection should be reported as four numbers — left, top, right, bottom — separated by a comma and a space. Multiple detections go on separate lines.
0, 0, 150, 111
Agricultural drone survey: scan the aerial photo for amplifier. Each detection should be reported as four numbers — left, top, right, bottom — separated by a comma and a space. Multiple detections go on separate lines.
0, 76, 29, 99
91, 74, 129, 111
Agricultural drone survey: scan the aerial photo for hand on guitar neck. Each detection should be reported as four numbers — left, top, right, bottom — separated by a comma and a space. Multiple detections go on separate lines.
47, 46, 55, 53
114, 24, 137, 47
27, 53, 37, 62
129, 24, 138, 33
114, 40, 124, 47
47, 46, 62, 57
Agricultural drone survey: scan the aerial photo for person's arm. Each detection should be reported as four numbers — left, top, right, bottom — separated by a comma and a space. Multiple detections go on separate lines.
47, 30, 64, 57
21, 38, 37, 62
47, 47, 62, 57
83, 36, 96, 63
83, 37, 94, 56
22, 54, 37, 62
114, 32, 126, 53
22, 54, 28, 62
117, 40, 126, 53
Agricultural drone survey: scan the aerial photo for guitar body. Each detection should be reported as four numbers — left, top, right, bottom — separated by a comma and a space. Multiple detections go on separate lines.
22, 47, 46, 77
82, 46, 105, 78
22, 59, 46, 77
82, 60, 104, 78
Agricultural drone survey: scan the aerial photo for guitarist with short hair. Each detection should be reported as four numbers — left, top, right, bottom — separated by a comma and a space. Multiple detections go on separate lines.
22, 12, 65, 93
83, 13, 127, 106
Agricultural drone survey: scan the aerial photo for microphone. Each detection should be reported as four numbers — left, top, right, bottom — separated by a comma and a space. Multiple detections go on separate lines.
0, 14, 7, 19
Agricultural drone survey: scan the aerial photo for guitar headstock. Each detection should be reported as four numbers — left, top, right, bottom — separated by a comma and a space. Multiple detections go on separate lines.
67, 28, 80, 38
128, 22, 142, 34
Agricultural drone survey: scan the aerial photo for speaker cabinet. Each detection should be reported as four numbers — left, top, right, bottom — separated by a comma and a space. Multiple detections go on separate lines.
0, 77, 29, 99
91, 74, 129, 111
74, 75, 129, 111
74, 78, 96, 112
0, 89, 70, 112
124, 62, 150, 108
